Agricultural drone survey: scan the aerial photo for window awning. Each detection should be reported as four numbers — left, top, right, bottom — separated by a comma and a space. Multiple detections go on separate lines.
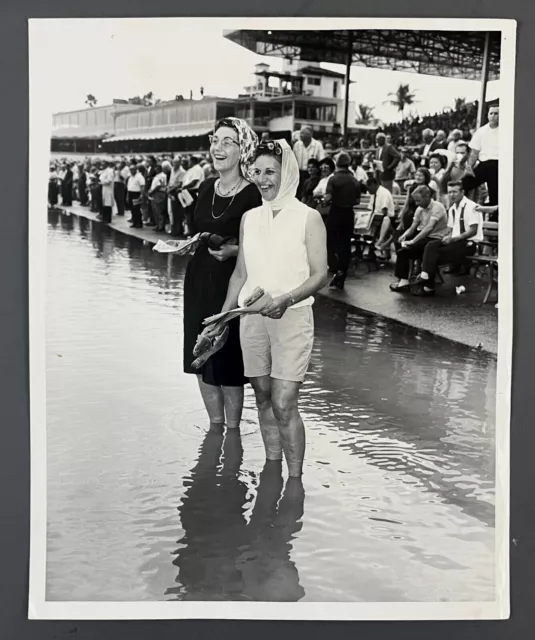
51, 127, 112, 140
103, 124, 214, 143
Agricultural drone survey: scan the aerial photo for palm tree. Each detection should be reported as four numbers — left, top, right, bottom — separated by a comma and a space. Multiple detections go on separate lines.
384, 84, 418, 117
85, 94, 97, 107
454, 97, 467, 111
356, 103, 375, 124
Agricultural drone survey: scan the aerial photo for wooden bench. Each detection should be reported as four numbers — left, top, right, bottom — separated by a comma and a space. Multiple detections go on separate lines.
469, 221, 498, 304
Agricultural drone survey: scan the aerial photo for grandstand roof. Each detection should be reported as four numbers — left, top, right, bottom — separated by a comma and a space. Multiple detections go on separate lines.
224, 30, 501, 81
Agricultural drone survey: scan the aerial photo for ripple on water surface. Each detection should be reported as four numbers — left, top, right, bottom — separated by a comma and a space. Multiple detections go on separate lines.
45, 212, 496, 603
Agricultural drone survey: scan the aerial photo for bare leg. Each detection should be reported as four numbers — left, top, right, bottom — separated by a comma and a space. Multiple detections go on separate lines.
222, 385, 245, 429
249, 375, 282, 461
271, 379, 305, 478
196, 375, 225, 431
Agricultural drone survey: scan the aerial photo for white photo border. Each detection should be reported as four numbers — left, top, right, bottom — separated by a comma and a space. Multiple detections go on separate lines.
28, 15, 516, 621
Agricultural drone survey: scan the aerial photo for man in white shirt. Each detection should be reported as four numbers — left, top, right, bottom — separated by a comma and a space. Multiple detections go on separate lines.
113, 161, 130, 216
366, 176, 397, 259
293, 126, 325, 198
466, 104, 499, 206
126, 163, 145, 229
366, 176, 395, 218
413, 180, 483, 295
167, 156, 187, 236
148, 164, 168, 232
179, 156, 205, 237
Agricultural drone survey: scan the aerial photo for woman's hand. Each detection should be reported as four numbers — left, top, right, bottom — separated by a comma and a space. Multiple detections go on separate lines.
208, 244, 238, 262
261, 294, 291, 320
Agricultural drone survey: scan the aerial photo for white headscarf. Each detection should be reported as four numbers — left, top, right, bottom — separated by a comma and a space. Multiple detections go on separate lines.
259, 138, 309, 234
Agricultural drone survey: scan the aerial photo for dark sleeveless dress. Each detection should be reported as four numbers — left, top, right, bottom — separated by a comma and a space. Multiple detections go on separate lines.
183, 178, 262, 386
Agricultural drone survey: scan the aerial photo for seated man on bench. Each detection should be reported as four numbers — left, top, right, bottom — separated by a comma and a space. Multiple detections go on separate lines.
390, 185, 449, 293
410, 181, 483, 297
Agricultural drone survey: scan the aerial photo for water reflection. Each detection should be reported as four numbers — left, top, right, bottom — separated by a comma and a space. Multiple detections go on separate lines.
46, 211, 496, 602
167, 430, 305, 602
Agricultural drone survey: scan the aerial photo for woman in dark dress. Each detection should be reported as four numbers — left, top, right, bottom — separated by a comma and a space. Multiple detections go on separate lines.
183, 117, 260, 432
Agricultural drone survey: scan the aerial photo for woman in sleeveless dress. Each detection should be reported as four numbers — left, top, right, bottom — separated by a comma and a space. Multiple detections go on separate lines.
220, 139, 329, 478
183, 118, 260, 432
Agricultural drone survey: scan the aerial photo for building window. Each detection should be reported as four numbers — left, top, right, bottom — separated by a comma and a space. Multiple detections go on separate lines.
333, 82, 338, 98
307, 76, 321, 86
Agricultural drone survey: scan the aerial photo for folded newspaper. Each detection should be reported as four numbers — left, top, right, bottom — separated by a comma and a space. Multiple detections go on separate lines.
202, 287, 272, 328
152, 234, 201, 256
191, 287, 271, 368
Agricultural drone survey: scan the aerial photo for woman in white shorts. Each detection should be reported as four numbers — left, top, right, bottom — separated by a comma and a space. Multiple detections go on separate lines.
221, 139, 329, 477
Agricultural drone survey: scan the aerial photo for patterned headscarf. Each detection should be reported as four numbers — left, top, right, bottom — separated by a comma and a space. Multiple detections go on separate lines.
214, 117, 258, 181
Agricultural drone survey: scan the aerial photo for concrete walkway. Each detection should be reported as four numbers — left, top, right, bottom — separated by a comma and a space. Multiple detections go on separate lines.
52, 202, 498, 355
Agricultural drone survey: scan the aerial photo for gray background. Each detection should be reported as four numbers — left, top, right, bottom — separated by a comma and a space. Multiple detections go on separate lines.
1, 1, 532, 638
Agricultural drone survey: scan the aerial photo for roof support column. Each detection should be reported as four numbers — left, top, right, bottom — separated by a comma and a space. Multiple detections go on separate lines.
477, 31, 491, 129
343, 30, 353, 146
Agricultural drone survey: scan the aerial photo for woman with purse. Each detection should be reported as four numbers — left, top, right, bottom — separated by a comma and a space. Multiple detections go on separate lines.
183, 117, 261, 433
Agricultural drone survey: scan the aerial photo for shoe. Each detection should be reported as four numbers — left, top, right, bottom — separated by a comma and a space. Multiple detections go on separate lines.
329, 273, 345, 290
389, 282, 411, 293
411, 284, 436, 297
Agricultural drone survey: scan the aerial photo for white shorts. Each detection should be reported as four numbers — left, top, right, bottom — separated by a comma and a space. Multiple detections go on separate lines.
240, 306, 314, 383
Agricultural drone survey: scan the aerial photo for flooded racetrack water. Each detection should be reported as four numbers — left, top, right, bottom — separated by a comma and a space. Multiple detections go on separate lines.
46, 211, 496, 603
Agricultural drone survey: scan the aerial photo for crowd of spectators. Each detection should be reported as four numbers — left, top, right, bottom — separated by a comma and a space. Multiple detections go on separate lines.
48, 99, 499, 300
49, 153, 218, 237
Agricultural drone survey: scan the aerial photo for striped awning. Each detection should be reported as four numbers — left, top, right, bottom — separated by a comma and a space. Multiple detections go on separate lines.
103, 124, 214, 143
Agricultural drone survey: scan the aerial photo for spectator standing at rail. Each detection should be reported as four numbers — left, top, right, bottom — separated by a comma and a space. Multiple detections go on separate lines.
77, 163, 88, 206
167, 156, 187, 237
126, 163, 146, 229
180, 155, 205, 237
98, 161, 115, 224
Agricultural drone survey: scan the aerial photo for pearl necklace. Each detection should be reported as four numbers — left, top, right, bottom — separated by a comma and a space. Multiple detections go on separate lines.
212, 178, 244, 220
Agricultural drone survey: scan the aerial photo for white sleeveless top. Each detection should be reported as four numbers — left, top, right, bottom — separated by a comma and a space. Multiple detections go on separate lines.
238, 202, 313, 309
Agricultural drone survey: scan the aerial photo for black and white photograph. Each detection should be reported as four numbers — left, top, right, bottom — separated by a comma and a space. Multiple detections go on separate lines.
28, 17, 515, 620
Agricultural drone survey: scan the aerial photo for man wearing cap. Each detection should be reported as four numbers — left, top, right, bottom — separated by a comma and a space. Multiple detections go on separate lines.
293, 126, 325, 199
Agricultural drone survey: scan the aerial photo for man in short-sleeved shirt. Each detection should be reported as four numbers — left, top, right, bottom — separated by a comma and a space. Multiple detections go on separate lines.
367, 178, 395, 217
412, 181, 483, 295
390, 185, 448, 292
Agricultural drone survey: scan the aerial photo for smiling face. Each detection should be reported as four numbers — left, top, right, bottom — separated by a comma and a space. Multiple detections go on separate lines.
320, 162, 333, 178
210, 126, 240, 173
429, 157, 442, 173
252, 154, 282, 202
415, 169, 427, 185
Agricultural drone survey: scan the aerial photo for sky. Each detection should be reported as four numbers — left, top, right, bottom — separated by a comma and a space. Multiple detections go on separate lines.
31, 19, 500, 125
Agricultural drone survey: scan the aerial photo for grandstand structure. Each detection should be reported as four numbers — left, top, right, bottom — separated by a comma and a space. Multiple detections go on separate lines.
224, 29, 501, 142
